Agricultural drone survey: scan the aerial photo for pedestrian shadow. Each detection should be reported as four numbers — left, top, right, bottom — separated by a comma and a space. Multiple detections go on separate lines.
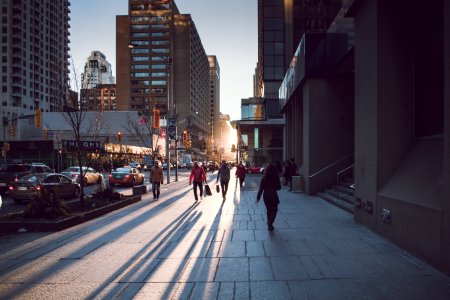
0, 185, 200, 299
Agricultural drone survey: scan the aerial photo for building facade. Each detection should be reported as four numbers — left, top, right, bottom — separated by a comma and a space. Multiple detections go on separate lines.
116, 0, 179, 116
116, 1, 210, 155
80, 51, 115, 89
208, 55, 220, 149
0, 0, 71, 143
278, 0, 450, 273
80, 84, 117, 112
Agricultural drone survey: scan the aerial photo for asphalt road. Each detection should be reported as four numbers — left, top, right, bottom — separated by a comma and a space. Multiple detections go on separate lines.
0, 168, 192, 217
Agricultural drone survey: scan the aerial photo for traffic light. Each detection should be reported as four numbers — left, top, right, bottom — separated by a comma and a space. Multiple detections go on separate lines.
118, 131, 122, 142
35, 109, 42, 128
182, 130, 188, 145
231, 144, 236, 152
44, 128, 49, 140
153, 109, 160, 128
9, 126, 15, 137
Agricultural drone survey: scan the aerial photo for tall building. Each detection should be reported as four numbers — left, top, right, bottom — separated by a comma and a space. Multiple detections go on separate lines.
80, 84, 117, 112
116, 0, 179, 116
208, 55, 220, 148
116, 0, 211, 153
80, 51, 116, 111
81, 51, 115, 89
0, 0, 71, 141
172, 13, 209, 151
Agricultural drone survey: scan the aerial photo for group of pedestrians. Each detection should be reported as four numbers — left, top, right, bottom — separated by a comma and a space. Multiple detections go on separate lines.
151, 158, 285, 232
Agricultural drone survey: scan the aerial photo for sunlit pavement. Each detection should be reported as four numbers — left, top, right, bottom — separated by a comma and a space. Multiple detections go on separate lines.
0, 171, 449, 299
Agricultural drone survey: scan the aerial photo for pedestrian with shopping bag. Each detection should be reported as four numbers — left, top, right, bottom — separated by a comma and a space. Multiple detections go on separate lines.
256, 163, 281, 231
216, 160, 231, 201
189, 161, 206, 202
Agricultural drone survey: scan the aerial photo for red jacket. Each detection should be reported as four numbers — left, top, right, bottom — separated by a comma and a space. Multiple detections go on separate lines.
236, 165, 246, 178
190, 166, 206, 184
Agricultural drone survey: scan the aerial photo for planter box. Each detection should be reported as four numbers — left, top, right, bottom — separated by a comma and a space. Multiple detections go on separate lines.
0, 195, 141, 234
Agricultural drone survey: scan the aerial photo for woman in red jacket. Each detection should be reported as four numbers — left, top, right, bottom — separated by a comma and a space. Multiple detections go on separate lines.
189, 161, 206, 201
235, 161, 246, 188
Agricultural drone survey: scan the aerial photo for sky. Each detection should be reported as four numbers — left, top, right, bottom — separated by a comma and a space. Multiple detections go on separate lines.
70, 0, 258, 121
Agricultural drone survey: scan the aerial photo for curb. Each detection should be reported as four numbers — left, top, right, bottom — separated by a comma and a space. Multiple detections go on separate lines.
0, 195, 142, 234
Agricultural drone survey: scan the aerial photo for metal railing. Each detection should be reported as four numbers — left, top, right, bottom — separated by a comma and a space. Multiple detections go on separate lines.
336, 164, 354, 186
308, 153, 353, 180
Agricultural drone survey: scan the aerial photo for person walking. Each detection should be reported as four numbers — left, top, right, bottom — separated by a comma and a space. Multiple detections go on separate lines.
256, 163, 281, 231
150, 161, 164, 200
189, 161, 206, 201
235, 161, 246, 188
283, 160, 293, 186
216, 160, 231, 201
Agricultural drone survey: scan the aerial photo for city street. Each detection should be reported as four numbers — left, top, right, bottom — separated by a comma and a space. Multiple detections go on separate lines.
0, 169, 191, 216
0, 171, 449, 299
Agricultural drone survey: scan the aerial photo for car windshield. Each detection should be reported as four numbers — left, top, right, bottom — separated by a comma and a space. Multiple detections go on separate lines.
115, 168, 131, 173
5, 165, 31, 172
19, 173, 47, 182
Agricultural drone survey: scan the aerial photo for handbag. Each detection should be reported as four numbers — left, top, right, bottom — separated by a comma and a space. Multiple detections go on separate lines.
204, 183, 212, 196
216, 184, 220, 193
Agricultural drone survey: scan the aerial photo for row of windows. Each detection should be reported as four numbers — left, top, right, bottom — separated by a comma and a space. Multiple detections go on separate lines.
131, 24, 168, 30
131, 32, 168, 38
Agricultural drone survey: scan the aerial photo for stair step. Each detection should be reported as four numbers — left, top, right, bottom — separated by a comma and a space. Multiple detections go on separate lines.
323, 188, 355, 205
331, 184, 354, 196
317, 192, 354, 214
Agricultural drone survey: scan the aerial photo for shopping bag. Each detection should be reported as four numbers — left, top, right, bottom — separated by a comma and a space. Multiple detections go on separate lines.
204, 184, 212, 196
216, 184, 220, 193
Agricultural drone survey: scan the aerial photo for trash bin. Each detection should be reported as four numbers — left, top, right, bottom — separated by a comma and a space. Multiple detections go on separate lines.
291, 175, 304, 192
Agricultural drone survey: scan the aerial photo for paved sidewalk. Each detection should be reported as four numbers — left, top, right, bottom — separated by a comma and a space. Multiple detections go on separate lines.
0, 173, 449, 299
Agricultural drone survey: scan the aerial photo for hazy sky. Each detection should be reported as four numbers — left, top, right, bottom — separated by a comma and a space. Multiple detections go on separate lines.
70, 0, 258, 121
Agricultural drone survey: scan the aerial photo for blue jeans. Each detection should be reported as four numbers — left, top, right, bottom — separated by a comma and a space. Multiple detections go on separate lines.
152, 182, 161, 198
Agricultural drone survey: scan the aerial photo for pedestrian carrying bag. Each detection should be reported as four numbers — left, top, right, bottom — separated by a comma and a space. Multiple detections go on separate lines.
205, 184, 212, 196
216, 184, 220, 193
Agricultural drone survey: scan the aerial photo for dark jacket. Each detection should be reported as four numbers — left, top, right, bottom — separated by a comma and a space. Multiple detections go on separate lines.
257, 175, 281, 203
217, 165, 230, 182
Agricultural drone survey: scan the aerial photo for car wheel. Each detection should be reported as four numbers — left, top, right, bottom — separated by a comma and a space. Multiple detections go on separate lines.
73, 187, 80, 198
109, 182, 115, 187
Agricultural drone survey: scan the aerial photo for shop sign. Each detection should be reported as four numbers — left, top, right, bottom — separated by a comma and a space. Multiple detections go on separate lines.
63, 140, 101, 151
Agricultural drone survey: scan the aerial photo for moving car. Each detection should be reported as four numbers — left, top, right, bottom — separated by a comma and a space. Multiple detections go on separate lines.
0, 163, 53, 194
108, 167, 144, 187
60, 166, 103, 185
8, 173, 80, 204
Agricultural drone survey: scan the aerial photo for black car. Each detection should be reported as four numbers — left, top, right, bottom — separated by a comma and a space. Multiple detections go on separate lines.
0, 164, 53, 194
8, 173, 81, 204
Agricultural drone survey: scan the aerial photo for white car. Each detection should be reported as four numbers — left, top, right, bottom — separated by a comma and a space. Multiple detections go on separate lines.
60, 166, 103, 185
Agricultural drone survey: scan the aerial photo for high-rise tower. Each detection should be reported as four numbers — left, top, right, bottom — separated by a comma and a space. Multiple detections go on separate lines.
0, 0, 71, 140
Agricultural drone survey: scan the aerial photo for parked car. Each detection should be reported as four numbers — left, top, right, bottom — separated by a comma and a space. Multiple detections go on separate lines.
247, 165, 263, 174
108, 167, 144, 187
0, 163, 53, 194
8, 173, 81, 204
60, 166, 103, 185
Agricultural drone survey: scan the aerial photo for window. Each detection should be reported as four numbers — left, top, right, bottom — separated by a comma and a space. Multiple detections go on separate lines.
254, 128, 259, 149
